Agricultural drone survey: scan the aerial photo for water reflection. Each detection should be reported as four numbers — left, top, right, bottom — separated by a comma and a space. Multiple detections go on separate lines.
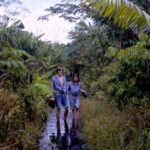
49, 119, 81, 150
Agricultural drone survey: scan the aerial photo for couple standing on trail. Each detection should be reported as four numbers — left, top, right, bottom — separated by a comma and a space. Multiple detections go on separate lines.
51, 65, 85, 128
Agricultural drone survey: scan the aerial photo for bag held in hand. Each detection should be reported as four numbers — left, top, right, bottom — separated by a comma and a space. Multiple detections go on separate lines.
46, 96, 55, 109
81, 91, 88, 98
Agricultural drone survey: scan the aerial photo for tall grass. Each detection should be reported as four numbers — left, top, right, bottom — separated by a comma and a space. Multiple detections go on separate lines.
80, 95, 150, 150
80, 96, 122, 150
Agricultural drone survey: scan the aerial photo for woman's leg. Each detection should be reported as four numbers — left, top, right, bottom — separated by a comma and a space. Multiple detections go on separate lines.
76, 107, 79, 120
72, 108, 80, 129
75, 97, 80, 125
72, 109, 76, 120
72, 109, 76, 129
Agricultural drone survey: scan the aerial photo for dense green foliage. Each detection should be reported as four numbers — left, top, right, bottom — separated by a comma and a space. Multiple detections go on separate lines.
1, 0, 150, 149
100, 42, 150, 109
0, 21, 66, 148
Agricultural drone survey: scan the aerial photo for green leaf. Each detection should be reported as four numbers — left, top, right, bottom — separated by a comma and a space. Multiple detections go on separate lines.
84, 0, 150, 34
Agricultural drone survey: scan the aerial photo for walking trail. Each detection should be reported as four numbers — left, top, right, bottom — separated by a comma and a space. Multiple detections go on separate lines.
39, 108, 85, 150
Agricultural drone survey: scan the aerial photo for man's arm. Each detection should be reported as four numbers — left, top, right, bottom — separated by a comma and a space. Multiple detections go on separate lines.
63, 76, 68, 93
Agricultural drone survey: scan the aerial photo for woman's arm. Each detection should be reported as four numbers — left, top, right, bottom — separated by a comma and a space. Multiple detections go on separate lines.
80, 82, 86, 93
80, 89, 86, 93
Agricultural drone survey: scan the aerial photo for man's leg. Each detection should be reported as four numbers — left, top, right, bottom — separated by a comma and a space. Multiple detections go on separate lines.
64, 107, 68, 120
56, 108, 61, 123
62, 94, 69, 120
55, 95, 62, 122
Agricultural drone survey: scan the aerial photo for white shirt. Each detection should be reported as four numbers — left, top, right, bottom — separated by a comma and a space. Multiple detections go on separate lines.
57, 75, 64, 86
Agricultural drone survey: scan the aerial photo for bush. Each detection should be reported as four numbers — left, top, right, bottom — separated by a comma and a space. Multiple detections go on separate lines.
102, 44, 150, 109
0, 88, 48, 149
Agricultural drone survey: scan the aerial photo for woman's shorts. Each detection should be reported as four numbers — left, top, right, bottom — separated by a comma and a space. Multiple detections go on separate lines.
69, 95, 80, 110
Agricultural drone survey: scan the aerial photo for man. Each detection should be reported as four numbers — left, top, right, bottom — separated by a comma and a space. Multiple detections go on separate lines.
51, 65, 69, 123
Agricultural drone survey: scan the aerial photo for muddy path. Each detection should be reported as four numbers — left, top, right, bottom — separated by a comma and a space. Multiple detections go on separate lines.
39, 109, 86, 150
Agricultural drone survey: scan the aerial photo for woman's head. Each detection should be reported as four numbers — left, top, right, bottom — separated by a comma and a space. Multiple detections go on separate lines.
72, 73, 80, 83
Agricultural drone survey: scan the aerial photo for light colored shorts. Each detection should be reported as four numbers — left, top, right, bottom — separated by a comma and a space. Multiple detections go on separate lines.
55, 94, 69, 109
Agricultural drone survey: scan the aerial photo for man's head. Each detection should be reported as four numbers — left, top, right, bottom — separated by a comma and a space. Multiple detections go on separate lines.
56, 65, 63, 76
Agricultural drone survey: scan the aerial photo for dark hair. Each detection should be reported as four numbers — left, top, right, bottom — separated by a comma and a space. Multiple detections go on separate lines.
72, 73, 80, 83
56, 65, 63, 72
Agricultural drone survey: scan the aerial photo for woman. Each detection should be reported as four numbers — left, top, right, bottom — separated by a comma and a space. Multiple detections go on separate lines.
68, 73, 85, 129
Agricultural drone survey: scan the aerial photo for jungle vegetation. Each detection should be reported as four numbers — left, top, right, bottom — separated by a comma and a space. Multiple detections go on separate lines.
0, 0, 150, 149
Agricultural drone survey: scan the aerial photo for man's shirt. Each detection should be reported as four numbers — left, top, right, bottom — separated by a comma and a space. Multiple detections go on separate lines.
51, 75, 67, 95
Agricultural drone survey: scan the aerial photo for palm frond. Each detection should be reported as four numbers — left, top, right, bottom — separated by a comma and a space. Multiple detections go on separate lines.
84, 0, 150, 34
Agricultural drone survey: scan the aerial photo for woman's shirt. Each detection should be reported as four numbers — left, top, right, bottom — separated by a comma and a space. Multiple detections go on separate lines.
68, 81, 81, 97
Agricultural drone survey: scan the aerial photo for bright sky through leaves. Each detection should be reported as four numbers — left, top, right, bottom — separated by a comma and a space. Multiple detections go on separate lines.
0, 0, 76, 43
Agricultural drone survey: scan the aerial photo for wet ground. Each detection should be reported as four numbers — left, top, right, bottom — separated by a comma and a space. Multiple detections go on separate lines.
39, 109, 86, 150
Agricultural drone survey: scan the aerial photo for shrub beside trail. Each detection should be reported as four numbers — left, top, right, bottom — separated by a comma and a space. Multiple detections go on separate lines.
0, 89, 48, 149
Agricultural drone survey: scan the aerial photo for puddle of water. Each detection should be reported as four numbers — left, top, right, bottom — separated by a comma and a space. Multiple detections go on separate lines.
39, 109, 85, 150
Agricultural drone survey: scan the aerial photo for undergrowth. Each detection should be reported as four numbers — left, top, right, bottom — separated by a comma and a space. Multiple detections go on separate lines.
80, 95, 150, 150
0, 89, 49, 149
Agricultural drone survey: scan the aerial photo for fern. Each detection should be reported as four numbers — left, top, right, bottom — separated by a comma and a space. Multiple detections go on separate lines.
27, 73, 51, 97
0, 42, 31, 75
